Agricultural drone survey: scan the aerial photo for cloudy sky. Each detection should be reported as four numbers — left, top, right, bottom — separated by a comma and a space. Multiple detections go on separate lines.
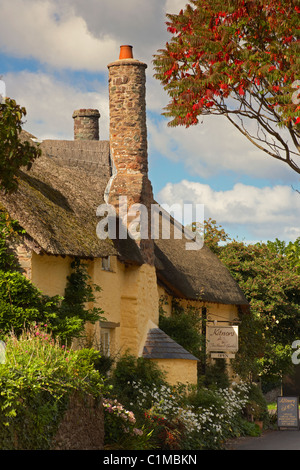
1, 0, 300, 243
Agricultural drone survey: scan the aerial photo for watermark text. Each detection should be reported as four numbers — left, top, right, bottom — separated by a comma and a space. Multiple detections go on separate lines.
96, 197, 204, 251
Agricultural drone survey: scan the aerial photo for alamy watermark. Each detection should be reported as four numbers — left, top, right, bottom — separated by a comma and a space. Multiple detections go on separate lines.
96, 197, 204, 251
292, 340, 300, 365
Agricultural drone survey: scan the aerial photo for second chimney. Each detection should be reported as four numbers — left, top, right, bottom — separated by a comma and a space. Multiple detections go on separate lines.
72, 108, 100, 140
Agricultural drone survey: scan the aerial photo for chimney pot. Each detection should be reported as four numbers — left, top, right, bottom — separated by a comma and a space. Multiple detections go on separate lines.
72, 108, 100, 140
119, 45, 133, 60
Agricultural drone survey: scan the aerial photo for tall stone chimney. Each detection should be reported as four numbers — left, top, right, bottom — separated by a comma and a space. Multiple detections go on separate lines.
72, 108, 100, 140
107, 46, 154, 265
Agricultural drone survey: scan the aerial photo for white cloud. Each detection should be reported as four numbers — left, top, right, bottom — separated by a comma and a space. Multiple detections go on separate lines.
63, 0, 169, 60
148, 114, 299, 183
4, 71, 109, 140
157, 180, 300, 242
0, 0, 174, 70
0, 0, 118, 71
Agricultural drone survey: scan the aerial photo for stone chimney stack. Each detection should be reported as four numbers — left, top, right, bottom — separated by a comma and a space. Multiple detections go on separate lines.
72, 108, 100, 140
107, 46, 154, 265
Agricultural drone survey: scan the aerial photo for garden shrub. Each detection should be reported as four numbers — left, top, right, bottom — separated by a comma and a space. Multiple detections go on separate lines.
144, 413, 185, 450
103, 353, 262, 450
0, 327, 105, 450
103, 398, 152, 450
202, 359, 230, 389
186, 386, 226, 412
108, 353, 167, 416
159, 298, 202, 358
129, 380, 252, 450
244, 383, 269, 425
0, 211, 105, 345
0, 262, 104, 345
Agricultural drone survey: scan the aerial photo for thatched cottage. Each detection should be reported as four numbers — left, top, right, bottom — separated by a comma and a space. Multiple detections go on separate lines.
0, 46, 248, 385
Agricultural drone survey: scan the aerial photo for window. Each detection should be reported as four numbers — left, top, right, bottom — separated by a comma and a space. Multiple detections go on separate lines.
99, 321, 119, 358
102, 256, 111, 271
100, 329, 110, 356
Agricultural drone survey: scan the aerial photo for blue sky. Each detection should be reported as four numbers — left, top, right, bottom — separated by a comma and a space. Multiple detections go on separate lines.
1, 0, 300, 244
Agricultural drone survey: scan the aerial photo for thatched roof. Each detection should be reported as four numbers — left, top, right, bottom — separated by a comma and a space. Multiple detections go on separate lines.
154, 236, 248, 305
0, 130, 248, 306
151, 206, 248, 305
0, 135, 143, 264
40, 139, 111, 180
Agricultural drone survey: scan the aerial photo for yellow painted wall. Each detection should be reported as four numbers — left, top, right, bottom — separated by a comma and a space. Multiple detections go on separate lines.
30, 253, 160, 359
31, 252, 72, 297
91, 258, 159, 357
151, 358, 198, 386
158, 285, 239, 324
27, 252, 239, 385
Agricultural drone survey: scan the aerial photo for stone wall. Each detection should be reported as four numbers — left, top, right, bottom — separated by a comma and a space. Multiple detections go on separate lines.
14, 242, 32, 279
51, 392, 104, 450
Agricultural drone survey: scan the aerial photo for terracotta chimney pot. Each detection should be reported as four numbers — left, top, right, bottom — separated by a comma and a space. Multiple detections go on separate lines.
119, 45, 133, 60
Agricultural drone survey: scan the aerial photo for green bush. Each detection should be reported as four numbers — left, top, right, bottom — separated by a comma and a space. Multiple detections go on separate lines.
0, 327, 105, 449
0, 212, 105, 345
108, 353, 166, 414
104, 354, 265, 450
103, 398, 152, 450
202, 360, 230, 389
0, 260, 105, 346
186, 386, 226, 412
0, 269, 62, 339
245, 383, 269, 425
129, 380, 252, 450
159, 299, 202, 358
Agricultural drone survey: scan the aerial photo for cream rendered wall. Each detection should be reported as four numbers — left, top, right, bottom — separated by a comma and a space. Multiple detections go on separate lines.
158, 285, 239, 323
28, 253, 200, 385
152, 358, 198, 386
90, 257, 160, 357
31, 252, 72, 297
29, 253, 160, 358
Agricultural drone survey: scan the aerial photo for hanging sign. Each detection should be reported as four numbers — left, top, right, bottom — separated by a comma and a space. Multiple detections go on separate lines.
206, 326, 239, 352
